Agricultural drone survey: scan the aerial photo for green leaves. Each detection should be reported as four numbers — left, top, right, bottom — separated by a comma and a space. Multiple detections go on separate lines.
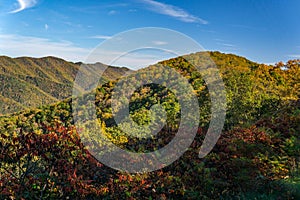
0, 52, 299, 199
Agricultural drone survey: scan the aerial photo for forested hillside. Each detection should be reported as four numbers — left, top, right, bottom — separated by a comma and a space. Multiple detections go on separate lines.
0, 52, 299, 199
0, 56, 131, 115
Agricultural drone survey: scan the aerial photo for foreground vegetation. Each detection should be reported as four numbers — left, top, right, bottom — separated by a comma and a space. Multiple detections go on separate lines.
0, 52, 299, 199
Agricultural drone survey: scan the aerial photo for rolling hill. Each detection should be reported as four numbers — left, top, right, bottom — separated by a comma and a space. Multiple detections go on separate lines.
0, 56, 131, 115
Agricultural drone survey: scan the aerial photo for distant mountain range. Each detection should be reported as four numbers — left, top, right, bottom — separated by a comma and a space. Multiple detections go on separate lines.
0, 56, 131, 115
1, 51, 299, 117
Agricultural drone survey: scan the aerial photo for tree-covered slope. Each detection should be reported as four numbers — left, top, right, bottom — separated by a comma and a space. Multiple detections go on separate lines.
0, 52, 299, 199
0, 56, 131, 115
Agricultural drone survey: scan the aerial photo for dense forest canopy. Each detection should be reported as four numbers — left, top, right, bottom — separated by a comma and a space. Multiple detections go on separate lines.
0, 56, 131, 115
0, 51, 299, 199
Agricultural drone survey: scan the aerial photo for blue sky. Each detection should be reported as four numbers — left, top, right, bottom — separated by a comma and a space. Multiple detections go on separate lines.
0, 0, 299, 68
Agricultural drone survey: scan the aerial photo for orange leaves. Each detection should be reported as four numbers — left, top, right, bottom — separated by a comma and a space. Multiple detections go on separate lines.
72, 168, 77, 179
231, 126, 272, 144
100, 186, 109, 194
0, 122, 106, 199
1, 98, 299, 199
117, 174, 133, 182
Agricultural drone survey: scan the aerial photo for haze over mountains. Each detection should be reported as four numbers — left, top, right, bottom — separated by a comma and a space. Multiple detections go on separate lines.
0, 56, 131, 115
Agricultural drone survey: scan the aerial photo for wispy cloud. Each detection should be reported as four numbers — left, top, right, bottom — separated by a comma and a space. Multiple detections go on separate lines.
68, 3, 128, 14
0, 34, 171, 68
288, 54, 300, 59
139, 0, 208, 24
229, 24, 266, 31
9, 0, 38, 13
44, 24, 49, 31
198, 29, 216, 33
90, 35, 112, 40
108, 10, 118, 15
152, 40, 168, 45
0, 34, 90, 62
217, 43, 236, 48
87, 49, 175, 69
214, 38, 226, 42
215, 39, 237, 49
129, 9, 137, 12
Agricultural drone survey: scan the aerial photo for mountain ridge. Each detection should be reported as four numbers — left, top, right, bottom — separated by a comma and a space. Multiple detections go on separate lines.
0, 55, 132, 115
1, 51, 298, 116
